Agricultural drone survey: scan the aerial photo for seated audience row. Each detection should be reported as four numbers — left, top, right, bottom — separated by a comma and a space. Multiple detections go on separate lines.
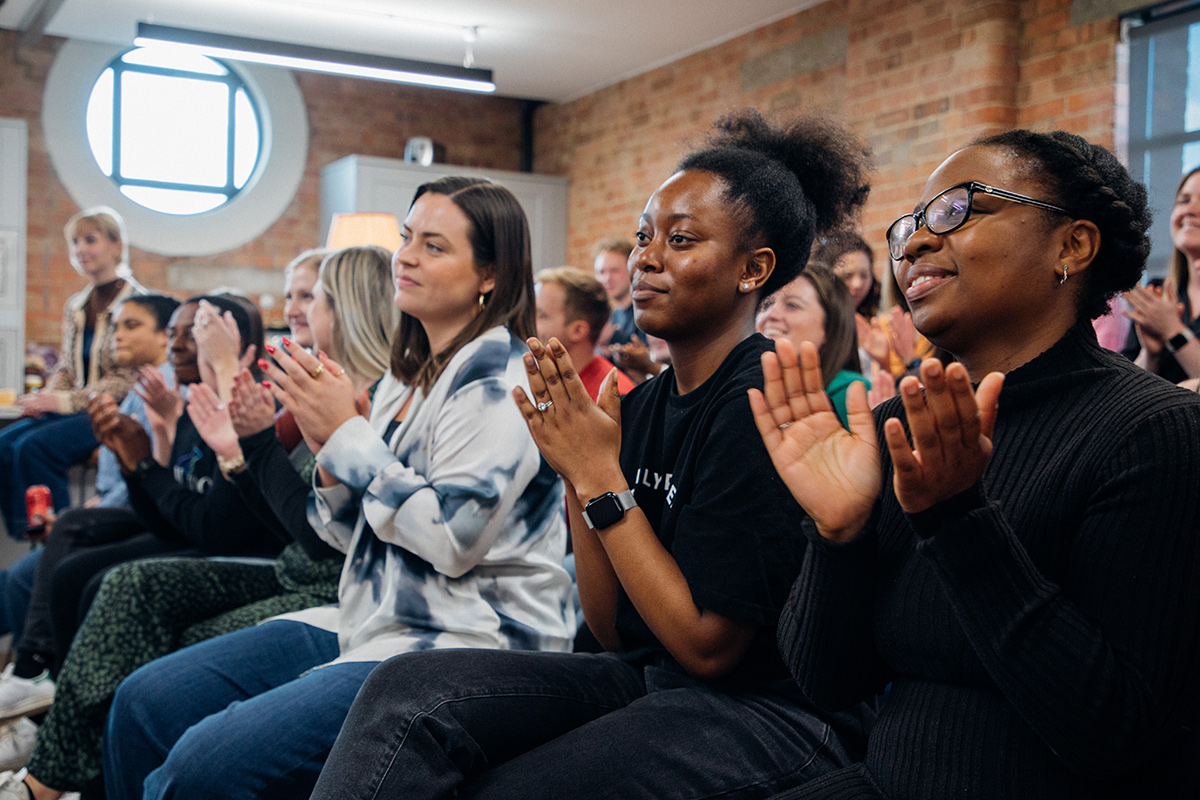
0, 111, 1197, 800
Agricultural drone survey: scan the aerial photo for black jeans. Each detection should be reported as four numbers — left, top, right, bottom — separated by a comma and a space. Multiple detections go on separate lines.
313, 648, 874, 800
18, 506, 196, 674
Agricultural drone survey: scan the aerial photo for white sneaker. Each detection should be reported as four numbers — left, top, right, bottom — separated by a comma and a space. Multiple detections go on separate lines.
0, 720, 36, 773
0, 667, 54, 721
0, 769, 32, 800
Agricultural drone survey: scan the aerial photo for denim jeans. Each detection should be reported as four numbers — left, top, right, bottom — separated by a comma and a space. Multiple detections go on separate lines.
103, 620, 377, 800
0, 547, 40, 642
0, 413, 99, 539
312, 648, 874, 800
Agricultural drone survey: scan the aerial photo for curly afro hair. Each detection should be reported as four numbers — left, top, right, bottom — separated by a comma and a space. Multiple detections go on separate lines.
678, 109, 873, 299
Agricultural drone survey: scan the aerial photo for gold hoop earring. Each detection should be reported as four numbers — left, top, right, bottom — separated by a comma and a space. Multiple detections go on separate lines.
479, 293, 487, 309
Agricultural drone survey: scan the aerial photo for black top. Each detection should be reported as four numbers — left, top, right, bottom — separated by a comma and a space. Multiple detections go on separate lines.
232, 426, 337, 561
124, 414, 287, 558
616, 333, 810, 684
779, 323, 1200, 798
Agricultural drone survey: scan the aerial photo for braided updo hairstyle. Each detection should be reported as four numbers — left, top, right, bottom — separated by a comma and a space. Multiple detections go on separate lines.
678, 110, 872, 300
973, 130, 1152, 321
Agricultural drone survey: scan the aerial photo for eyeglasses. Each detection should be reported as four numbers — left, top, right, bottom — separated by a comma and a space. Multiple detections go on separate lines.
886, 181, 1071, 261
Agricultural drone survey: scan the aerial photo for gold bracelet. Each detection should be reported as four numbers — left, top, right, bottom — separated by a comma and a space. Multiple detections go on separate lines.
217, 451, 246, 474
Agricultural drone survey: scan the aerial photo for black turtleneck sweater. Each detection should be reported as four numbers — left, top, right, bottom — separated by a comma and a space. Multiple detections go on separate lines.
778, 323, 1200, 799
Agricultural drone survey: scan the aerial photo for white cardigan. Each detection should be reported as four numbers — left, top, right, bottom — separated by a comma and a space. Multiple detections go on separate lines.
279, 326, 574, 663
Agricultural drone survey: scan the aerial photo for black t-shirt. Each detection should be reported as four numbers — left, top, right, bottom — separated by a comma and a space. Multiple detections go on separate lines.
615, 334, 810, 683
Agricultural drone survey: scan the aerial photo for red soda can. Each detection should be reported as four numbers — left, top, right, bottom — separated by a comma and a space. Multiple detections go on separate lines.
25, 485, 52, 528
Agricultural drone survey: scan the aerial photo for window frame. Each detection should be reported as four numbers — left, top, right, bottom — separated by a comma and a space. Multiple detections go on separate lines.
1125, 4, 1200, 278
44, 39, 307, 257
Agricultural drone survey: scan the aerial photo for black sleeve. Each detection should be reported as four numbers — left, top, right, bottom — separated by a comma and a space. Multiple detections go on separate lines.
906, 407, 1200, 777
124, 461, 287, 556
776, 517, 892, 711
233, 427, 337, 561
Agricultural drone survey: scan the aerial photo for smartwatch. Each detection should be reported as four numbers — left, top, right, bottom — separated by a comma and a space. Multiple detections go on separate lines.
582, 489, 637, 530
1166, 328, 1196, 354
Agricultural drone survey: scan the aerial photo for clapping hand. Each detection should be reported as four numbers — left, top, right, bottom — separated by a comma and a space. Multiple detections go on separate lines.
749, 339, 881, 543
88, 392, 152, 472
186, 383, 240, 461
259, 339, 357, 453
1124, 283, 1185, 345
883, 360, 1003, 514
228, 369, 277, 438
135, 366, 184, 433
512, 337, 623, 490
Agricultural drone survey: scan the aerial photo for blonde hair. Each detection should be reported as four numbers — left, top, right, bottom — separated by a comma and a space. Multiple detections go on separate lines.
318, 246, 400, 382
591, 237, 634, 260
285, 248, 329, 283
63, 206, 131, 278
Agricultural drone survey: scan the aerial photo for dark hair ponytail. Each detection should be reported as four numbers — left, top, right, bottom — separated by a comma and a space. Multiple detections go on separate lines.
678, 109, 872, 298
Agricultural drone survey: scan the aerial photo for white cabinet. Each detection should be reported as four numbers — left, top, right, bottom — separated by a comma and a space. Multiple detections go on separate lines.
320, 155, 568, 273
0, 119, 26, 393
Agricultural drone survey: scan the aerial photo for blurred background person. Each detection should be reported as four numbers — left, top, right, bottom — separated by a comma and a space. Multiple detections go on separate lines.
592, 238, 641, 354
757, 264, 868, 426
0, 207, 146, 540
1122, 165, 1200, 382
535, 267, 635, 400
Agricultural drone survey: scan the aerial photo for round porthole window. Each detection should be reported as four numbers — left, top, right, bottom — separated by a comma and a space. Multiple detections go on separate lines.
85, 46, 262, 216
44, 39, 308, 256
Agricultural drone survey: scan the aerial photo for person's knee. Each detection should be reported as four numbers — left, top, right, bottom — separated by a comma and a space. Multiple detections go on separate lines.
144, 730, 230, 800
110, 661, 169, 739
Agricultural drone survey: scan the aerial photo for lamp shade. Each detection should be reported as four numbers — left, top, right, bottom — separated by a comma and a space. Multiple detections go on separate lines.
326, 212, 403, 252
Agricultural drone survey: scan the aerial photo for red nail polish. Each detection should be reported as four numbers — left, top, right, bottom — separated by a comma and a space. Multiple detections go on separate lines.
264, 343, 276, 354
257, 359, 269, 370
281, 337, 291, 347
262, 380, 272, 388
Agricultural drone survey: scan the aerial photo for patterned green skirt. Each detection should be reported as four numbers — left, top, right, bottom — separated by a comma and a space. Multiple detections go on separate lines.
26, 543, 341, 793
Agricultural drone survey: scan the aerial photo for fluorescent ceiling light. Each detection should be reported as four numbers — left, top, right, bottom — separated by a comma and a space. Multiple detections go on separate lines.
134, 22, 495, 94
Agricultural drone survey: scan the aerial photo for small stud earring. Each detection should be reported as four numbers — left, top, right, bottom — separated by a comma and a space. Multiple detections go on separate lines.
741, 282, 751, 291
1060, 265, 1068, 286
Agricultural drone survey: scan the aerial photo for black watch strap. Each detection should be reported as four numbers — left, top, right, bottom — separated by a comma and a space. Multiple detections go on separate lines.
1166, 328, 1196, 354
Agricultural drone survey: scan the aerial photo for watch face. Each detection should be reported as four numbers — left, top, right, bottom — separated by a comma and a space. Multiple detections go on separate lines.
584, 494, 623, 529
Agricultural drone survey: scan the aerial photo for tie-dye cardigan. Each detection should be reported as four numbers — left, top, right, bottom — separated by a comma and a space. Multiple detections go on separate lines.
278, 326, 575, 664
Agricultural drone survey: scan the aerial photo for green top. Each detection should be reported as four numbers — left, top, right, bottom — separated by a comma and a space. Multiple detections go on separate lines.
826, 369, 870, 429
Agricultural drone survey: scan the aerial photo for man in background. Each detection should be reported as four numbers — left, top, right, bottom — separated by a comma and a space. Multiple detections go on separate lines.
592, 239, 640, 354
535, 267, 635, 400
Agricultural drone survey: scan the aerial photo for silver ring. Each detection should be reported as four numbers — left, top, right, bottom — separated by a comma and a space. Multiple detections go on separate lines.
777, 421, 792, 429
216, 403, 225, 411
536, 400, 553, 412
198, 321, 210, 327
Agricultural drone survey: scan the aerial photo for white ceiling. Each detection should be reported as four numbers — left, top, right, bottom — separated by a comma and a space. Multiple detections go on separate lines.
0, 0, 822, 102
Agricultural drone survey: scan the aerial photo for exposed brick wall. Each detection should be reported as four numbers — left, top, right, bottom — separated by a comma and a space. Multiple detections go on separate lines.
2, 31, 526, 344
6, 0, 1128, 345
535, 0, 1123, 278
